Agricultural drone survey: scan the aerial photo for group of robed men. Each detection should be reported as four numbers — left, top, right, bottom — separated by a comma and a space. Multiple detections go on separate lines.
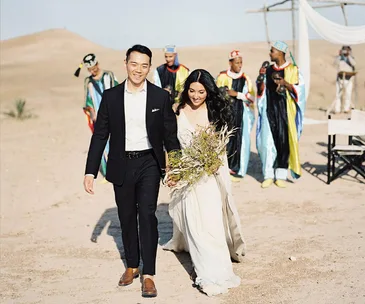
75, 41, 306, 188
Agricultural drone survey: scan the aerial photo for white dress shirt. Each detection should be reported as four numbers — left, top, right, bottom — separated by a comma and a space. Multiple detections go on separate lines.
85, 81, 152, 178
124, 80, 152, 151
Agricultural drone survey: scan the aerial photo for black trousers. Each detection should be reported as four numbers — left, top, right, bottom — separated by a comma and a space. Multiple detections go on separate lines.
227, 99, 244, 175
267, 95, 290, 169
113, 153, 161, 275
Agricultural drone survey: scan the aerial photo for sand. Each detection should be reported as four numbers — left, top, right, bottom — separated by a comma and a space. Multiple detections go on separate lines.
0, 29, 364, 304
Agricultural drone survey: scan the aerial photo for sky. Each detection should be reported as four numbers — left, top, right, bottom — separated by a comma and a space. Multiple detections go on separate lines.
1, 0, 364, 50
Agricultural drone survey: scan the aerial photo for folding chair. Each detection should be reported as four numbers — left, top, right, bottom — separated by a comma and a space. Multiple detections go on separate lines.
327, 115, 365, 184
351, 110, 365, 147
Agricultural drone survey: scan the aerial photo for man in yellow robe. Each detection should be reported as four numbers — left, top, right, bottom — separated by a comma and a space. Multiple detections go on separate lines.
153, 45, 189, 103
216, 50, 255, 180
256, 41, 306, 188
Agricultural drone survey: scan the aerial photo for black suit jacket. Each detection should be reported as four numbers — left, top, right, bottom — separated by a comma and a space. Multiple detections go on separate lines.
85, 80, 180, 185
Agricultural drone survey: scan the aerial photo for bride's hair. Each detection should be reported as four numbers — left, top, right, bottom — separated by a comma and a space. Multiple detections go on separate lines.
175, 69, 234, 131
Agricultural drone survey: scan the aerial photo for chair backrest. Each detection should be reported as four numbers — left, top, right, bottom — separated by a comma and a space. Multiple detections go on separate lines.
351, 109, 365, 122
328, 119, 365, 136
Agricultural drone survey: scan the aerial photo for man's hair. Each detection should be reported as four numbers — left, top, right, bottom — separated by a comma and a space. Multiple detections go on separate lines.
126, 44, 152, 64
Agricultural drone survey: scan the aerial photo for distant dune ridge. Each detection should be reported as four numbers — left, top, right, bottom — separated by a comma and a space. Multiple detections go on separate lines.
1, 29, 364, 111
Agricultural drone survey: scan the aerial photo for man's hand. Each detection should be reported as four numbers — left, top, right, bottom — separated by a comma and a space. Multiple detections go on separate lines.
259, 67, 267, 75
257, 82, 265, 96
84, 175, 95, 194
227, 90, 238, 97
273, 76, 286, 87
273, 75, 290, 87
274, 77, 293, 92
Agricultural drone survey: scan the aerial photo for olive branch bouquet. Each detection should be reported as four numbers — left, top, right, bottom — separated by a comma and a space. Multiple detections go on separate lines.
164, 124, 234, 194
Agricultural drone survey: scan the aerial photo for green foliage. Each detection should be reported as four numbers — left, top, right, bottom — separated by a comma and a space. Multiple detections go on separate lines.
3, 99, 34, 120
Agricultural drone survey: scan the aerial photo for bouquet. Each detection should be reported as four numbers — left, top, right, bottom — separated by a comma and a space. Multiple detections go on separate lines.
164, 124, 234, 194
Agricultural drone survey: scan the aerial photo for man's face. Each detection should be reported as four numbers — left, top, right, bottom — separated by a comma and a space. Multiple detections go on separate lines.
342, 47, 351, 56
165, 53, 176, 67
269, 47, 282, 61
229, 57, 242, 73
125, 51, 151, 87
87, 63, 100, 77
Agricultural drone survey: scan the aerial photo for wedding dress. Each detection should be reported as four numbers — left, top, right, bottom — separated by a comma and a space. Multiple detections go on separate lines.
163, 110, 246, 296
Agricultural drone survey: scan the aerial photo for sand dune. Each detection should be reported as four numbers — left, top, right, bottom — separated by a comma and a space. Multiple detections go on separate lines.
1, 29, 364, 110
0, 29, 364, 304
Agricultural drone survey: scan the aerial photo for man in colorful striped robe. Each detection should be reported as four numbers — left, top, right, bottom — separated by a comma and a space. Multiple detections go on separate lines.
216, 50, 255, 180
75, 53, 118, 178
256, 41, 306, 188
153, 45, 189, 103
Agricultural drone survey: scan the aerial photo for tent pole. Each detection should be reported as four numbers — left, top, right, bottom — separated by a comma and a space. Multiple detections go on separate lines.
292, 0, 296, 57
263, 2, 271, 46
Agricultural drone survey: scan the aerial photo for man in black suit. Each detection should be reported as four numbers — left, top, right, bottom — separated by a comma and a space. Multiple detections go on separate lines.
83, 44, 180, 298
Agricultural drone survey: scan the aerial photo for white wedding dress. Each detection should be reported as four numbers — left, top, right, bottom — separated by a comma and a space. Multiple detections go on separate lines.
163, 110, 246, 296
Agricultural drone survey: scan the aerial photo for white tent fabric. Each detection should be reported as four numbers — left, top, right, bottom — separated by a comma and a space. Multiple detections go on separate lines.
299, 0, 365, 45
298, 0, 365, 99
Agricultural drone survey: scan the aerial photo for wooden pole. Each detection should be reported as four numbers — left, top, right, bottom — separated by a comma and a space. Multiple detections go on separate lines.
339, 3, 358, 109
340, 3, 348, 25
310, 0, 365, 5
291, 0, 296, 57
246, 3, 352, 13
246, 2, 365, 14
263, 1, 271, 46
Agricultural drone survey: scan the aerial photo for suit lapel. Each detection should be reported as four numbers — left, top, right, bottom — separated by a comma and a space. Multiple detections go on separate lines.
145, 81, 155, 133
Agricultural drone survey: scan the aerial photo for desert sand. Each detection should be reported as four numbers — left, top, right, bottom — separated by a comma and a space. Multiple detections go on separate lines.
0, 29, 364, 304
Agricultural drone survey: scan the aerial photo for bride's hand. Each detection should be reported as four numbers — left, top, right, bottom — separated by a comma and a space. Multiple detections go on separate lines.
212, 164, 221, 175
166, 171, 178, 187
167, 179, 177, 187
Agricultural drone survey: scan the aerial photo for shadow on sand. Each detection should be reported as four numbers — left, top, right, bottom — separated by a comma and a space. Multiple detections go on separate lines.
90, 203, 194, 277
246, 151, 263, 182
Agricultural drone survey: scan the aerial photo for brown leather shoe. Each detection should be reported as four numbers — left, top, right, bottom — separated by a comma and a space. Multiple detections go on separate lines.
142, 278, 157, 298
118, 268, 139, 286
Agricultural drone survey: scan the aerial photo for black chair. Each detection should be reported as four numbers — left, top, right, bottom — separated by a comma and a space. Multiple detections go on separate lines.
327, 114, 365, 184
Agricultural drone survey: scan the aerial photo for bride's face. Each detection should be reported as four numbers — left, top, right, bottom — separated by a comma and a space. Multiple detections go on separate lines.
188, 82, 207, 108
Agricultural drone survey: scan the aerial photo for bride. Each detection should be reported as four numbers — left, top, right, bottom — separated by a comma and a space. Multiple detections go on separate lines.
164, 69, 246, 296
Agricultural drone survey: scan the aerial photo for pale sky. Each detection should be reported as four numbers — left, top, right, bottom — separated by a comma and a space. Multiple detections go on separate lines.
1, 0, 364, 49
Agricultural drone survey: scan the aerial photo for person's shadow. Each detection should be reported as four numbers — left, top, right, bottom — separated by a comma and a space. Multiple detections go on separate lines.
246, 151, 264, 182
90, 207, 127, 268
91, 203, 194, 278
156, 203, 194, 279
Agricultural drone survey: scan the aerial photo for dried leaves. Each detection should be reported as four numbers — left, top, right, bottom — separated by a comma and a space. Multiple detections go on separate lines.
165, 124, 234, 194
